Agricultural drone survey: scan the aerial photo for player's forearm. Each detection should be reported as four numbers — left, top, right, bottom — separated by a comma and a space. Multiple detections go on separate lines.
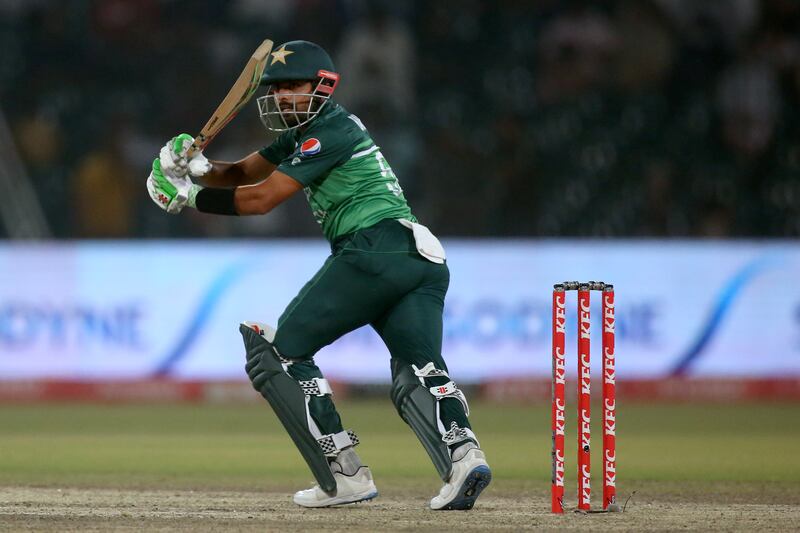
234, 183, 281, 215
200, 155, 277, 188
198, 161, 251, 188
191, 170, 302, 216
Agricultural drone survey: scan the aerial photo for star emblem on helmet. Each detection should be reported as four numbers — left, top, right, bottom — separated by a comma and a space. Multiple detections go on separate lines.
270, 45, 294, 65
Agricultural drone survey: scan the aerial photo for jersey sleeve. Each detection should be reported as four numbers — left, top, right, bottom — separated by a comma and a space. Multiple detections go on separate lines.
258, 131, 296, 165
274, 127, 356, 186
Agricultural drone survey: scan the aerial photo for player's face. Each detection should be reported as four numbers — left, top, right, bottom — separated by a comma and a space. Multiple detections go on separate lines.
274, 81, 314, 125
257, 78, 330, 132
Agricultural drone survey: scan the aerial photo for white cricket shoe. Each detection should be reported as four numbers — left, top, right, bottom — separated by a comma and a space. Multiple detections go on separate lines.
293, 466, 378, 508
430, 448, 492, 510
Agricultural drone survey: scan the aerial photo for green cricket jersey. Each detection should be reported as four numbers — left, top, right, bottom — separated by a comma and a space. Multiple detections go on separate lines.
259, 101, 416, 242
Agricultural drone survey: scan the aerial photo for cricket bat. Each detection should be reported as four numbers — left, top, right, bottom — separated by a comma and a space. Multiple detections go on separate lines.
172, 39, 272, 203
185, 39, 274, 159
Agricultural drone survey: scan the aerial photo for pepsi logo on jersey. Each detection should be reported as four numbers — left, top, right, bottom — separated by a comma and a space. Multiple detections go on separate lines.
300, 138, 321, 156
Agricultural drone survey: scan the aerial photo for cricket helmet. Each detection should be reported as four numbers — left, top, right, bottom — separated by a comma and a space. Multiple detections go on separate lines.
257, 40, 340, 132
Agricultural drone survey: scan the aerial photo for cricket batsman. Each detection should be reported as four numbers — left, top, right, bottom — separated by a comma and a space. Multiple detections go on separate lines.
146, 40, 491, 510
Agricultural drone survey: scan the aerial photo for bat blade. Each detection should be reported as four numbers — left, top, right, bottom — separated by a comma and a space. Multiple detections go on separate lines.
186, 39, 273, 158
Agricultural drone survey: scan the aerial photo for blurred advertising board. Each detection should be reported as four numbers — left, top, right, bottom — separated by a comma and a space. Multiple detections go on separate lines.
1, 240, 798, 385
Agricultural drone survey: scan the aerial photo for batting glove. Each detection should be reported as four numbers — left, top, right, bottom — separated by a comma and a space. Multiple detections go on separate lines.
147, 158, 201, 214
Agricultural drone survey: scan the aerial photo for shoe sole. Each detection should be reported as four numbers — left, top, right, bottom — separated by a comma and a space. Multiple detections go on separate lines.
436, 466, 492, 511
296, 490, 379, 508
331, 490, 379, 507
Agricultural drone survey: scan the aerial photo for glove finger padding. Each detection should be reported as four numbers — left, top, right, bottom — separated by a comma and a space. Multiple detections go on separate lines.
159, 133, 193, 176
160, 143, 188, 177
160, 133, 211, 179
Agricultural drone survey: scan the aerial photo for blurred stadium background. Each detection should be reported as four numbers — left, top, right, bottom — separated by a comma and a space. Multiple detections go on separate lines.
0, 0, 799, 528
3, 0, 800, 239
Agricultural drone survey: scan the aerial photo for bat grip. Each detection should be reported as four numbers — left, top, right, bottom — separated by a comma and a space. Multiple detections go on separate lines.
185, 134, 207, 160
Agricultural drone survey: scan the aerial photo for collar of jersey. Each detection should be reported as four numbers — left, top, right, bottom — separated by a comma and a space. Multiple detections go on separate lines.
293, 99, 340, 139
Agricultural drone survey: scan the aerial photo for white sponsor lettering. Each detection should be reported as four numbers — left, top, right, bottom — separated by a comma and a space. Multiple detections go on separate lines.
580, 352, 591, 394
604, 449, 616, 487
580, 464, 591, 505
604, 399, 616, 436
603, 294, 615, 333
603, 349, 615, 384
553, 448, 565, 487
604, 345, 615, 361
554, 348, 566, 385
580, 409, 591, 449
579, 298, 590, 338
554, 398, 565, 436
554, 294, 566, 334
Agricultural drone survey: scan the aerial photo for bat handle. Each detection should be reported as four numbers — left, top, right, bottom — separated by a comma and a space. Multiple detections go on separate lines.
185, 134, 207, 160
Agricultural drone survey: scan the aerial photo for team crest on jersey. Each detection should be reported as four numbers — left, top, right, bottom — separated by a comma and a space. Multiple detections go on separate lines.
300, 138, 321, 156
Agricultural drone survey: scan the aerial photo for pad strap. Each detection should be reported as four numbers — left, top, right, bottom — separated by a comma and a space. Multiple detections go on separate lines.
413, 363, 470, 416
442, 422, 479, 447
412, 362, 449, 379
299, 378, 333, 397
429, 381, 470, 416
276, 352, 294, 367
317, 429, 360, 457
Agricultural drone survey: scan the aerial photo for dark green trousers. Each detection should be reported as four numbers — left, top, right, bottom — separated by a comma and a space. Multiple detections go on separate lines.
273, 218, 471, 441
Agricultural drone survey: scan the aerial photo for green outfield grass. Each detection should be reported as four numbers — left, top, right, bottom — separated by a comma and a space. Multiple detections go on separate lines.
1, 401, 799, 503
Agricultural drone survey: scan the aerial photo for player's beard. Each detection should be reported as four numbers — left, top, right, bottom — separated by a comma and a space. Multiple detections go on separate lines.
280, 100, 313, 126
